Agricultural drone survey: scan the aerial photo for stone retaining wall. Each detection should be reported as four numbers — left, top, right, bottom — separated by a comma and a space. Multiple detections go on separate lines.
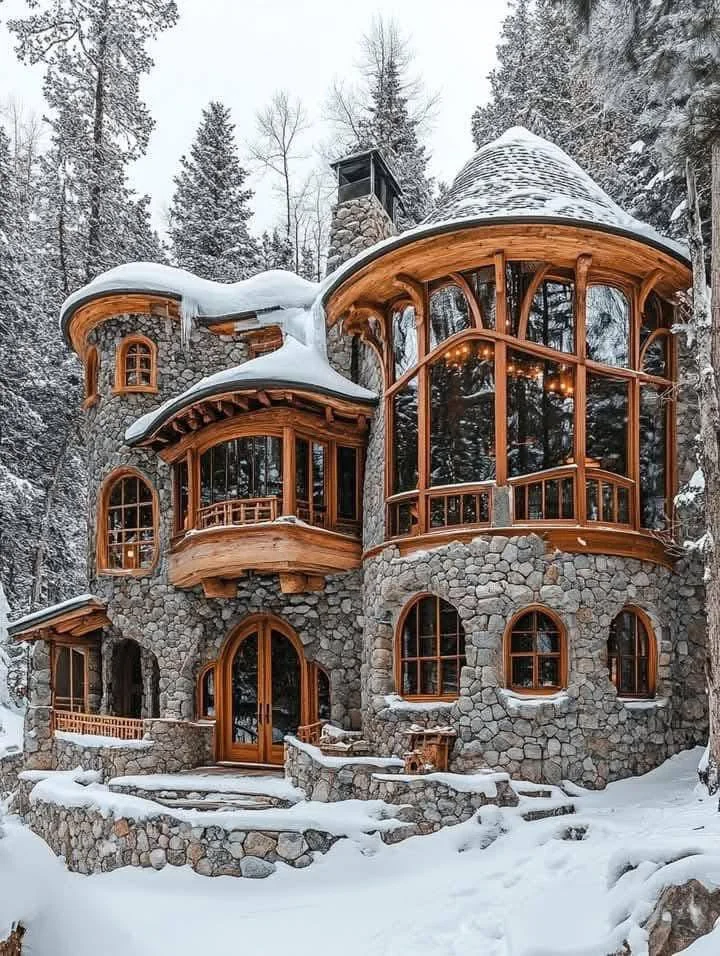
52, 719, 214, 779
285, 736, 403, 801
0, 752, 24, 798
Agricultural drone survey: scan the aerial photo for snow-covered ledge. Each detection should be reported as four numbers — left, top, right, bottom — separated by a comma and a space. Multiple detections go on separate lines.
622, 697, 669, 711
54, 730, 154, 749
499, 689, 571, 710
381, 694, 456, 713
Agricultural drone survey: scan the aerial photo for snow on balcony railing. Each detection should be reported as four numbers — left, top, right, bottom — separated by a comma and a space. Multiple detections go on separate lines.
53, 710, 145, 741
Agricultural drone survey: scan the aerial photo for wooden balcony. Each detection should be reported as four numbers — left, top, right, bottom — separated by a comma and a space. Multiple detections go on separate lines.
53, 709, 145, 741
170, 499, 362, 594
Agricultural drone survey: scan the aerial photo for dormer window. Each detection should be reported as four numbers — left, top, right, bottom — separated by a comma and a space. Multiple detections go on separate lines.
115, 335, 158, 394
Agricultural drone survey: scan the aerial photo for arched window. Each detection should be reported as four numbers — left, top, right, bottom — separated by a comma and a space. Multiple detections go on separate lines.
608, 608, 655, 698
506, 608, 566, 693
308, 662, 331, 723
428, 284, 471, 349
84, 346, 99, 407
397, 595, 465, 699
115, 335, 157, 394
98, 470, 157, 573
197, 663, 216, 719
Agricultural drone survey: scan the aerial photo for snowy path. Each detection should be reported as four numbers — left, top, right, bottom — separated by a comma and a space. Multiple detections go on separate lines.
3, 748, 720, 955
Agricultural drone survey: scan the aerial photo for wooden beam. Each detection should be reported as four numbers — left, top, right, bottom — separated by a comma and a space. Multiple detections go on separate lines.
231, 394, 249, 410
201, 578, 239, 599
256, 390, 271, 407
279, 572, 326, 594
639, 268, 664, 313
67, 612, 111, 637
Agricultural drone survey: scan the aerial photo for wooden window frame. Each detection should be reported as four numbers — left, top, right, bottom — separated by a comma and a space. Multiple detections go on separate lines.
83, 346, 100, 409
113, 334, 158, 395
504, 605, 568, 696
607, 606, 657, 699
196, 662, 217, 720
52, 642, 89, 713
307, 661, 331, 724
168, 410, 365, 540
394, 593, 466, 702
382, 258, 677, 552
96, 467, 159, 576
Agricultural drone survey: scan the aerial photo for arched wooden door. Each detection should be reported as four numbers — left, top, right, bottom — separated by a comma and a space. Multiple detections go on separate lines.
219, 617, 308, 764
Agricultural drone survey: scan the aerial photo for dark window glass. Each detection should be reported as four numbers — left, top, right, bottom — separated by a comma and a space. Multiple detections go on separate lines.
393, 377, 418, 493
641, 293, 672, 349
429, 285, 471, 349
586, 373, 628, 475
200, 437, 283, 507
608, 610, 653, 697
54, 647, 86, 712
506, 262, 538, 336
507, 350, 574, 477
399, 596, 465, 698
642, 336, 668, 377
586, 286, 630, 367
507, 610, 563, 692
429, 341, 495, 486
463, 266, 497, 329
174, 459, 189, 533
312, 443, 325, 516
527, 280, 574, 352
392, 304, 418, 379
295, 437, 309, 502
316, 666, 331, 721
201, 667, 215, 718
337, 446, 358, 520
640, 386, 667, 529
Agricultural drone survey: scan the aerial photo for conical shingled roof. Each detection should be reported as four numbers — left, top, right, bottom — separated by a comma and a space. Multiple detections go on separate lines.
424, 126, 684, 260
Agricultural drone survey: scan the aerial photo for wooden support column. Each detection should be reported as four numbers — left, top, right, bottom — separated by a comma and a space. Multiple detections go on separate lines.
575, 254, 592, 526
282, 425, 296, 516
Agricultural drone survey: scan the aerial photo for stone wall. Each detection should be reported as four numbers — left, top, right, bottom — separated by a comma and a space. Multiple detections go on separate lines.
361, 535, 706, 789
325, 193, 396, 275
285, 736, 403, 801
16, 778, 338, 879
0, 752, 24, 798
51, 719, 214, 779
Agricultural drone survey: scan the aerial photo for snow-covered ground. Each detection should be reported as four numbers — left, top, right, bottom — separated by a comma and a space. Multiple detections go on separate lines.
2, 746, 720, 955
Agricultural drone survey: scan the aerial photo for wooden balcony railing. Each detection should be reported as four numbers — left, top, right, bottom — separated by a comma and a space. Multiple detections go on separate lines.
387, 485, 493, 538
197, 496, 279, 529
53, 709, 145, 741
510, 468, 576, 522
296, 499, 328, 528
586, 470, 633, 526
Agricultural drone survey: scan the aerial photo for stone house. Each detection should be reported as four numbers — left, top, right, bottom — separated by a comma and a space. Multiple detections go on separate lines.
8, 128, 707, 790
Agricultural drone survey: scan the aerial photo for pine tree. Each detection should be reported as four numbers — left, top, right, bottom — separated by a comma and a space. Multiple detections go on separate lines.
169, 102, 258, 282
258, 229, 295, 272
9, 0, 178, 284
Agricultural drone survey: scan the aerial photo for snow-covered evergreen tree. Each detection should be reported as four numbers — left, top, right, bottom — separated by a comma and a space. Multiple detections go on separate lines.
169, 101, 258, 282
299, 245, 316, 281
9, 0, 178, 284
258, 229, 295, 272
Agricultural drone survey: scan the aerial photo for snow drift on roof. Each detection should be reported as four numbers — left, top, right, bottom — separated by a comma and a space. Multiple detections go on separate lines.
125, 336, 377, 445
60, 262, 320, 332
8, 593, 103, 636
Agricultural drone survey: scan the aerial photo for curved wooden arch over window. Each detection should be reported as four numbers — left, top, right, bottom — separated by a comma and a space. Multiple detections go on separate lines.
608, 607, 656, 698
97, 468, 158, 575
396, 594, 466, 700
114, 334, 158, 394
84, 346, 99, 409
197, 662, 216, 719
381, 256, 677, 559
505, 607, 567, 694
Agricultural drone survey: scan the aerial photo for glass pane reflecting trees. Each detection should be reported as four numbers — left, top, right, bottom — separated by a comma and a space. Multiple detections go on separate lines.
400, 595, 465, 698
393, 377, 419, 493
429, 285, 471, 348
586, 286, 630, 367
507, 351, 574, 476
586, 374, 628, 475
639, 387, 667, 529
608, 609, 653, 697
430, 342, 495, 485
527, 280, 574, 352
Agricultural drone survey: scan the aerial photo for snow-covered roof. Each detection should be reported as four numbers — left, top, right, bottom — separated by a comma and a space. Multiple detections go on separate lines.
320, 127, 689, 304
7, 593, 106, 639
60, 262, 320, 340
125, 335, 377, 445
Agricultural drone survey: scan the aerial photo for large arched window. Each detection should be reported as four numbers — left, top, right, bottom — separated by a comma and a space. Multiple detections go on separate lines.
505, 608, 566, 694
608, 608, 656, 698
98, 469, 158, 573
397, 595, 465, 699
115, 335, 157, 394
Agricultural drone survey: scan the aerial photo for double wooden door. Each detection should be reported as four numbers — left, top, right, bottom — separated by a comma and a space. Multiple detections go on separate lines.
220, 621, 303, 764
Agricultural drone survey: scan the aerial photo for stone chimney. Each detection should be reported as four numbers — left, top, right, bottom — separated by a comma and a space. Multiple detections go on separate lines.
326, 148, 401, 275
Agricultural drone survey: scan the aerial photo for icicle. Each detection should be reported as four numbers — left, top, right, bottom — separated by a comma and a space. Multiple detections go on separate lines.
180, 296, 198, 350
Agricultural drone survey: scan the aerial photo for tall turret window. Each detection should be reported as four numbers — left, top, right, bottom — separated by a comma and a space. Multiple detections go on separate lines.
397, 595, 465, 699
98, 470, 158, 574
115, 335, 158, 394
608, 608, 656, 698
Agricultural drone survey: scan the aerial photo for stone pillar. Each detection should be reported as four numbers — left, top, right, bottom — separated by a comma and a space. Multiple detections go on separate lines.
24, 641, 53, 770
140, 646, 160, 719
87, 644, 102, 713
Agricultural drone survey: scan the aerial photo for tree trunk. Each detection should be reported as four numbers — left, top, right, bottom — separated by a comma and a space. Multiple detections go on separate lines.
687, 145, 720, 795
86, 6, 109, 284
31, 425, 75, 608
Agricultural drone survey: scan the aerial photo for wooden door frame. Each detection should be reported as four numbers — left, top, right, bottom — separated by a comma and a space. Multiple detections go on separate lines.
217, 614, 310, 764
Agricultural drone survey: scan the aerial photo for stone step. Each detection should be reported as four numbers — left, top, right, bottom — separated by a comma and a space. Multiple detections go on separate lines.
154, 796, 277, 812
521, 800, 576, 822
515, 788, 554, 799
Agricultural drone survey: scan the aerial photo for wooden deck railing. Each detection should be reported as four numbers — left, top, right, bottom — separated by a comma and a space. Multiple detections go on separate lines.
296, 720, 326, 745
387, 485, 493, 538
53, 710, 145, 741
197, 496, 279, 529
585, 470, 633, 526
296, 499, 327, 528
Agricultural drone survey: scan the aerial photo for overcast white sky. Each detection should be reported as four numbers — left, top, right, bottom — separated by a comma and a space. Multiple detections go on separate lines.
0, 0, 508, 234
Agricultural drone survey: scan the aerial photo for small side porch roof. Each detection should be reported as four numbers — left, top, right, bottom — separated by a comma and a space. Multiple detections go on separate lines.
7, 593, 109, 642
